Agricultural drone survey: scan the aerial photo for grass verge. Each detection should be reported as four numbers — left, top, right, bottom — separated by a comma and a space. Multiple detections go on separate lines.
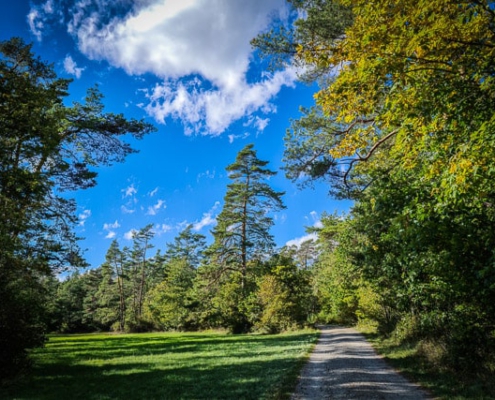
359, 327, 495, 399
0, 329, 318, 400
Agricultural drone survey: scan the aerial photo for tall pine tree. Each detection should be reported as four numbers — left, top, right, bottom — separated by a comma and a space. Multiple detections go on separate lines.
208, 144, 285, 293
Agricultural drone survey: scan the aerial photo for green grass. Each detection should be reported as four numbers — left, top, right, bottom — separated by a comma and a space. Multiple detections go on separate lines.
359, 328, 495, 400
1, 330, 318, 400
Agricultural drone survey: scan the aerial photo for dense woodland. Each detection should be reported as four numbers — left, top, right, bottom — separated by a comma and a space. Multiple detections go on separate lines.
2, 0, 495, 387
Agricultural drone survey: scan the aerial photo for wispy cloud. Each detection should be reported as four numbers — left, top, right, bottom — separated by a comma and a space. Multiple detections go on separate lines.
121, 205, 135, 214
105, 231, 117, 239
146, 199, 166, 216
228, 131, 250, 144
27, 0, 55, 41
124, 229, 137, 240
193, 201, 220, 231
63, 55, 85, 78
154, 223, 172, 236
103, 220, 120, 239
149, 187, 159, 197
122, 184, 137, 198
197, 169, 216, 182
286, 233, 317, 249
30, 0, 296, 135
78, 209, 91, 227
306, 211, 323, 228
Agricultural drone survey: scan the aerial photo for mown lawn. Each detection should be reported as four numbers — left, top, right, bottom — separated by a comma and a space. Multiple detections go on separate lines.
1, 330, 318, 400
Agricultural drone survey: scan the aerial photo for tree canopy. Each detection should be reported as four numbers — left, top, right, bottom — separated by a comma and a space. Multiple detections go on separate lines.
253, 0, 495, 375
0, 37, 155, 381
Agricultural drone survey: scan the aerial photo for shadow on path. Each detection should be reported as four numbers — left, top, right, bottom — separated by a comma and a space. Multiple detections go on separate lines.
291, 326, 430, 400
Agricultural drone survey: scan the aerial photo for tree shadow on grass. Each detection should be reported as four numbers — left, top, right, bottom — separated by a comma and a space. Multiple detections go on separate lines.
40, 332, 316, 362
2, 356, 299, 400
1, 332, 317, 400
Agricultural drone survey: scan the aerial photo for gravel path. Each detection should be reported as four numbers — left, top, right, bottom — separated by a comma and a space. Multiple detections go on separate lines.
291, 326, 430, 399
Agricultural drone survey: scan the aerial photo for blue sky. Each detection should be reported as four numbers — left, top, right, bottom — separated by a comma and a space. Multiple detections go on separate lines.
2, 0, 351, 268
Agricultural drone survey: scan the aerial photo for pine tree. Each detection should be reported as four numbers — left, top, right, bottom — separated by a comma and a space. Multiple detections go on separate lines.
209, 144, 285, 289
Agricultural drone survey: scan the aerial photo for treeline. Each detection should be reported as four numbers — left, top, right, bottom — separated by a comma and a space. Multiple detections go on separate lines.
43, 144, 319, 335
44, 226, 316, 335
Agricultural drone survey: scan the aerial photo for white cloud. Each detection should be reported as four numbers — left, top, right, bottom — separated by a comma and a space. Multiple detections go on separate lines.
124, 229, 138, 240
35, 0, 296, 135
146, 199, 166, 216
244, 116, 270, 132
27, 8, 44, 41
228, 131, 250, 144
27, 0, 56, 41
103, 220, 120, 239
105, 231, 117, 239
121, 205, 135, 214
286, 233, 318, 249
63, 55, 85, 78
197, 169, 215, 182
193, 213, 216, 231
149, 187, 159, 197
122, 184, 137, 198
78, 209, 91, 226
154, 223, 172, 236
103, 220, 120, 230
307, 211, 323, 228
193, 201, 220, 231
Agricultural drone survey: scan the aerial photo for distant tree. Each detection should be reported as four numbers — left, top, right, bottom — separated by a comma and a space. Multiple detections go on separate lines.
208, 144, 285, 291
145, 258, 196, 331
254, 263, 313, 333
128, 225, 154, 331
103, 240, 129, 332
55, 272, 92, 333
164, 224, 207, 268
0, 37, 155, 381
92, 258, 120, 330
203, 144, 285, 332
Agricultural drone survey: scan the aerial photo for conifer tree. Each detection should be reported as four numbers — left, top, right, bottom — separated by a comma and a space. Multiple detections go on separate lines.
209, 144, 285, 291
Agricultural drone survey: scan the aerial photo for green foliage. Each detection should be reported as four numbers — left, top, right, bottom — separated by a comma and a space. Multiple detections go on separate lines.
145, 258, 196, 330
0, 37, 155, 381
254, 0, 495, 377
254, 263, 313, 333
203, 144, 286, 332
208, 144, 285, 283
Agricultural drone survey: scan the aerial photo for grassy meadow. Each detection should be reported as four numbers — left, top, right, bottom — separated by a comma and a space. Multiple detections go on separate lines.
1, 330, 318, 400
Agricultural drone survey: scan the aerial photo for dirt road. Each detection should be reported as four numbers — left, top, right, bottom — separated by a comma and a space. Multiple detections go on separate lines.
291, 326, 429, 399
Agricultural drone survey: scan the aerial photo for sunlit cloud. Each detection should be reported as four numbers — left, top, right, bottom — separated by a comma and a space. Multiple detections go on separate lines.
63, 55, 85, 78
146, 199, 166, 216
122, 184, 137, 198
29, 0, 297, 135
103, 220, 120, 239
78, 209, 91, 227
193, 201, 220, 231
286, 233, 317, 249
124, 229, 137, 240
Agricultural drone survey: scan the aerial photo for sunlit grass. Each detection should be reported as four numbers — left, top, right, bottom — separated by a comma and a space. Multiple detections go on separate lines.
1, 330, 318, 400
